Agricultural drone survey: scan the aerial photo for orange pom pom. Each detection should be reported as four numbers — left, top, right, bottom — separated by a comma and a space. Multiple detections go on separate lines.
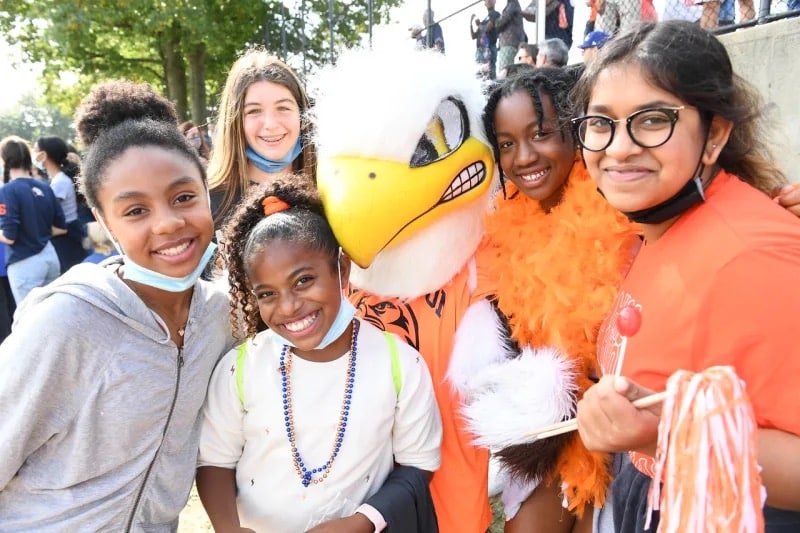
647, 366, 765, 532
262, 196, 290, 216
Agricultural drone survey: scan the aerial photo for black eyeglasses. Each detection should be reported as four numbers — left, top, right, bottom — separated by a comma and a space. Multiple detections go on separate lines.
571, 106, 685, 152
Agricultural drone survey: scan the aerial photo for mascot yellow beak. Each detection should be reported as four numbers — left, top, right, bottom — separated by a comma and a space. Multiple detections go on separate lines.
318, 98, 494, 268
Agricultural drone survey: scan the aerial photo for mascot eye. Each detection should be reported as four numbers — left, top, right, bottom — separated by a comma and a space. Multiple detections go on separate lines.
410, 98, 469, 168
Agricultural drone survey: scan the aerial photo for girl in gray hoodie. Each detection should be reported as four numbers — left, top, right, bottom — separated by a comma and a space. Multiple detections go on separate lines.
0, 80, 234, 532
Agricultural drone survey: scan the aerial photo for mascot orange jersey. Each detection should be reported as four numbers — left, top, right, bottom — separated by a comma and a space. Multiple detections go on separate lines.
313, 49, 509, 533
351, 262, 494, 531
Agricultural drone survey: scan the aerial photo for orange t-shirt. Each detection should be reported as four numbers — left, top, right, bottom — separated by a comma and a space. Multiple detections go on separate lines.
597, 171, 800, 476
350, 262, 493, 533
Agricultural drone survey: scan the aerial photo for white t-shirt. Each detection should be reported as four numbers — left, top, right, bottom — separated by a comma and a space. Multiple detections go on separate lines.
198, 318, 442, 532
50, 171, 78, 222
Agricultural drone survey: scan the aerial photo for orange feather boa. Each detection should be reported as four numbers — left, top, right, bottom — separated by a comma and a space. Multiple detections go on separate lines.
482, 161, 639, 513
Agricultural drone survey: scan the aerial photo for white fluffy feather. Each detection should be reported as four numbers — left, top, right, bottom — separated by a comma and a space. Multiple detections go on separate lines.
310, 46, 489, 162
463, 346, 579, 450
446, 299, 516, 397
349, 194, 490, 299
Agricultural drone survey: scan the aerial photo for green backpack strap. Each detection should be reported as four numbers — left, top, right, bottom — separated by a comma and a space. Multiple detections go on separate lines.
235, 343, 248, 412
383, 331, 402, 398
236, 336, 400, 406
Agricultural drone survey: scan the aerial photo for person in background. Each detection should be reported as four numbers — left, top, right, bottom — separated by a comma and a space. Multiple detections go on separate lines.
516, 42, 538, 65
0, 242, 14, 343
577, 30, 611, 65
586, 0, 599, 34
179, 121, 211, 165
33, 135, 89, 273
545, 0, 574, 49
471, 0, 501, 79
81, 221, 118, 264
207, 49, 315, 231
413, 9, 446, 53
536, 38, 570, 67
494, 0, 526, 78
0, 136, 65, 304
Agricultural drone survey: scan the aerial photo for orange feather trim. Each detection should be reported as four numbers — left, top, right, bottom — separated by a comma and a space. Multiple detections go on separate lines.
483, 161, 639, 513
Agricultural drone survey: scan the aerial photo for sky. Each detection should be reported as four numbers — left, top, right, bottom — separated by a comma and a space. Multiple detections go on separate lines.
0, 40, 40, 112
0, 0, 591, 112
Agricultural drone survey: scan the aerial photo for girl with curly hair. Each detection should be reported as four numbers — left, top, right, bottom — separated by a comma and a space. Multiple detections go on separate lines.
197, 175, 442, 532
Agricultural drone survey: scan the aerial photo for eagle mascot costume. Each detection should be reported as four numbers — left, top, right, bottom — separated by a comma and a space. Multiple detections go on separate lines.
312, 48, 620, 532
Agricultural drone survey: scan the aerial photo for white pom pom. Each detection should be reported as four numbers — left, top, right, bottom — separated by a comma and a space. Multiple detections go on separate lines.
463, 346, 578, 450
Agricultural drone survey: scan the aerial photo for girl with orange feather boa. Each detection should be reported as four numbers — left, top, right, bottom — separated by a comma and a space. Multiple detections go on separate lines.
466, 65, 639, 533
467, 64, 800, 532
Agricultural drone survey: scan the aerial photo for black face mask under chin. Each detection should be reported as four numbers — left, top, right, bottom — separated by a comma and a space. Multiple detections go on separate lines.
621, 169, 707, 225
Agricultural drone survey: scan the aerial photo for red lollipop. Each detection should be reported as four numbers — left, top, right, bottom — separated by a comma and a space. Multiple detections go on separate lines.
614, 305, 641, 376
617, 305, 642, 337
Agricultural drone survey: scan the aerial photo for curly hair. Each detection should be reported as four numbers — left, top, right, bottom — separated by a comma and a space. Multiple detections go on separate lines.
207, 48, 317, 227
74, 80, 205, 212
483, 65, 583, 190
571, 20, 786, 194
219, 173, 339, 339
75, 80, 178, 147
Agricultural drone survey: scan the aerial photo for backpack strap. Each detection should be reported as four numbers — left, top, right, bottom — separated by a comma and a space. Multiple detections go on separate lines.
235, 342, 248, 412
383, 331, 402, 398
236, 335, 401, 406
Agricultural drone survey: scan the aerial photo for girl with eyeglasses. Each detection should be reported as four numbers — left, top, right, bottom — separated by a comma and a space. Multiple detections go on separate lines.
572, 20, 800, 531
473, 46, 800, 533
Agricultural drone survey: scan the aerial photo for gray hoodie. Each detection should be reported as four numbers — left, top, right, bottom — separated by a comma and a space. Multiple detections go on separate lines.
0, 259, 235, 532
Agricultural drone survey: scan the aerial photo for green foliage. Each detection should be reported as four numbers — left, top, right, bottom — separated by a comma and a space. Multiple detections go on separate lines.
0, 0, 403, 122
0, 94, 75, 145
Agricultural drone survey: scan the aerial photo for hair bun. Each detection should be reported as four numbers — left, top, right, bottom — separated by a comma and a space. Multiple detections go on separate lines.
75, 80, 178, 147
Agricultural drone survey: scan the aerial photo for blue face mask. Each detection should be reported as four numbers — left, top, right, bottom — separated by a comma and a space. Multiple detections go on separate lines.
122, 241, 217, 292
94, 192, 216, 293
272, 296, 357, 350
245, 137, 303, 174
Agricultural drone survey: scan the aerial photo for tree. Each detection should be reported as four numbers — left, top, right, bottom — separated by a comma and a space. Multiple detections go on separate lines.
0, 94, 75, 144
0, 0, 402, 125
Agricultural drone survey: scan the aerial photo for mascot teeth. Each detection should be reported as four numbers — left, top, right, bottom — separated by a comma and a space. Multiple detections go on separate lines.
440, 162, 486, 203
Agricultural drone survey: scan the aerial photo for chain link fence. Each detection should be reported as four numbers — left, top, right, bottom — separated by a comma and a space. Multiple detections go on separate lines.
585, 0, 798, 34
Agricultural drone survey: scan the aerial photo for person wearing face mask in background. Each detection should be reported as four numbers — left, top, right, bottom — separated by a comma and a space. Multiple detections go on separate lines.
33, 135, 90, 273
0, 81, 235, 531
0, 136, 66, 305
197, 176, 442, 532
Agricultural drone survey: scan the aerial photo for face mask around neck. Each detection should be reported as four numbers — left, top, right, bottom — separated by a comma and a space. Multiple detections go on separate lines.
122, 242, 217, 292
272, 248, 356, 350
95, 214, 216, 292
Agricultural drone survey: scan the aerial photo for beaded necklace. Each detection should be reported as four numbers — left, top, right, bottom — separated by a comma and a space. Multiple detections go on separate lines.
280, 319, 359, 487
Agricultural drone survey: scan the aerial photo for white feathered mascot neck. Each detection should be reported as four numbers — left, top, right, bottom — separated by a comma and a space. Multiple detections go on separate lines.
312, 47, 496, 300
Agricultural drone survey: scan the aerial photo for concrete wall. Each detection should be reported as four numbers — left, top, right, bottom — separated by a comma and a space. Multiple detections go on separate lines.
719, 17, 800, 182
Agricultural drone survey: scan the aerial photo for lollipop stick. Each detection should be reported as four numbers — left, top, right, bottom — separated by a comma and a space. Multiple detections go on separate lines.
523, 391, 668, 440
614, 337, 627, 377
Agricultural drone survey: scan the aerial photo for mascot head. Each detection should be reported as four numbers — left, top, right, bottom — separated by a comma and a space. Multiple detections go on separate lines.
313, 47, 495, 299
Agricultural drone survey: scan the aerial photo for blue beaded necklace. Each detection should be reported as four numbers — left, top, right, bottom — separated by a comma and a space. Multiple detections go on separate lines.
279, 319, 359, 487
